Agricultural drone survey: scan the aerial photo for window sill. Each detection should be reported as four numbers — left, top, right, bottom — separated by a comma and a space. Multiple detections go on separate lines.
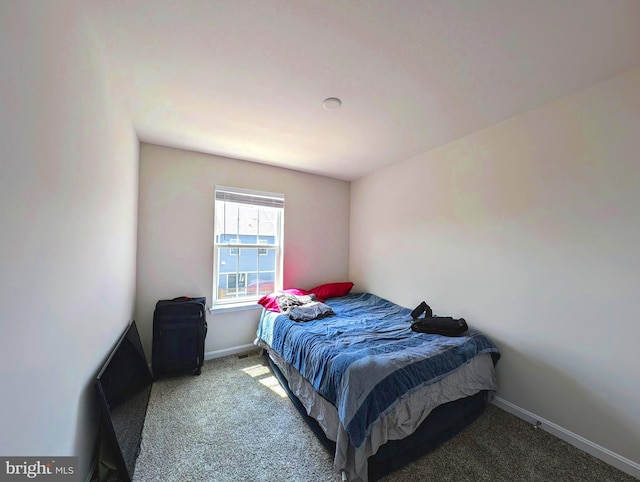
209, 302, 263, 315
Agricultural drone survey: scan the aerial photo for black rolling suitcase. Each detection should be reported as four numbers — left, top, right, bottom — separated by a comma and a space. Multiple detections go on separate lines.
152, 296, 207, 377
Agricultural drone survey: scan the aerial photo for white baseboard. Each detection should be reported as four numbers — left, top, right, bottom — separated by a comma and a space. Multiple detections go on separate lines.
492, 396, 640, 479
146, 344, 258, 371
205, 343, 257, 360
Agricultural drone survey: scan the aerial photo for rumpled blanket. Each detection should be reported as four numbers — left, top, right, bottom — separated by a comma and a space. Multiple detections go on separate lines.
288, 301, 334, 322
276, 292, 334, 321
276, 292, 317, 312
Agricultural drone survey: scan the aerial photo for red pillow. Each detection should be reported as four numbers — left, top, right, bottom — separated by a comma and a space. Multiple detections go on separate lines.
257, 288, 311, 312
309, 282, 354, 302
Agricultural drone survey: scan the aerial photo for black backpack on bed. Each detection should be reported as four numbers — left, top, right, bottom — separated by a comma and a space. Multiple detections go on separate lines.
410, 301, 468, 336
410, 317, 468, 336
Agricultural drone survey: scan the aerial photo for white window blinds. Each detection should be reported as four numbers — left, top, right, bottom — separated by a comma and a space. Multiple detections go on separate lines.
215, 186, 284, 209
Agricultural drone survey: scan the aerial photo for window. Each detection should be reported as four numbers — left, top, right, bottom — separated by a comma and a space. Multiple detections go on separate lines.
258, 239, 268, 256
214, 186, 284, 305
226, 272, 247, 295
229, 238, 240, 256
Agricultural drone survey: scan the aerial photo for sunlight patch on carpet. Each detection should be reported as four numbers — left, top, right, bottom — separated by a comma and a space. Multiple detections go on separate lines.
258, 375, 287, 397
242, 364, 271, 378
241, 364, 287, 397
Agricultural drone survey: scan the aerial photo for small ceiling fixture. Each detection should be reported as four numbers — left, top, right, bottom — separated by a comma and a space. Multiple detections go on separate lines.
322, 97, 342, 110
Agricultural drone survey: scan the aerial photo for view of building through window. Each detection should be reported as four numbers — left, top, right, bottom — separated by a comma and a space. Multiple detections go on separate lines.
214, 187, 283, 304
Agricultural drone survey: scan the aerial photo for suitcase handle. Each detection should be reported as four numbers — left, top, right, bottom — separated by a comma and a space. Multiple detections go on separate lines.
169, 296, 206, 305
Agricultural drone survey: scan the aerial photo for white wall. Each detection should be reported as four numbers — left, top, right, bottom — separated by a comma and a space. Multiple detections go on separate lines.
350, 68, 640, 467
0, 1, 139, 479
136, 143, 350, 359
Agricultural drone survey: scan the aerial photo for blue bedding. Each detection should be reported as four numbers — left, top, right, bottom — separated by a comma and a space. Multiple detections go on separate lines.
256, 292, 500, 450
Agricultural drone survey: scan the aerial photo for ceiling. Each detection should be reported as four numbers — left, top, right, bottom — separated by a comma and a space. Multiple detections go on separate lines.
84, 0, 640, 181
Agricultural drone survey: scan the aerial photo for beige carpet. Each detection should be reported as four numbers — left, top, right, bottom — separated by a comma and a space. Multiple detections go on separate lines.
133, 353, 636, 481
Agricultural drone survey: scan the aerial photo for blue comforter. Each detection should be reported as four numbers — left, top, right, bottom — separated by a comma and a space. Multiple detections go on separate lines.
256, 292, 500, 449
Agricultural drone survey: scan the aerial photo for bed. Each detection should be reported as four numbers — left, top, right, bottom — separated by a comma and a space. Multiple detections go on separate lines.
255, 291, 501, 482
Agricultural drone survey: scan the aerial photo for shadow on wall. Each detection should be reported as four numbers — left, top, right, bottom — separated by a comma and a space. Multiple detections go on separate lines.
492, 338, 639, 463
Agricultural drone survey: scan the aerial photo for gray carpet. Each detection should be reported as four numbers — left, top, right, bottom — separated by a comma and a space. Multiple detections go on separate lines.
134, 353, 636, 482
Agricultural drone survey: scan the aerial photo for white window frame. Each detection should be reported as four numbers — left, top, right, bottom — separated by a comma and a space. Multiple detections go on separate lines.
213, 185, 284, 306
